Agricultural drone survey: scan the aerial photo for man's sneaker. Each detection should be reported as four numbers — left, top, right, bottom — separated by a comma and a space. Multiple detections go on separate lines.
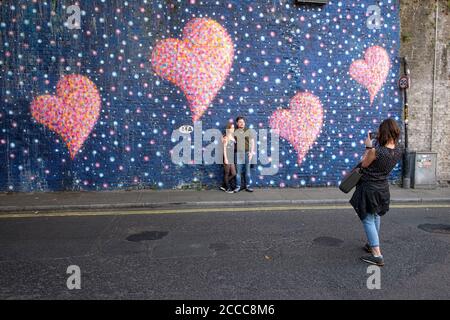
219, 186, 226, 192
233, 187, 241, 193
245, 187, 254, 192
363, 243, 372, 253
225, 189, 234, 194
360, 255, 384, 267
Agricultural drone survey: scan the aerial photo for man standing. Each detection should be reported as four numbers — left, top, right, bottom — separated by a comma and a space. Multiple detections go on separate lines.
233, 116, 256, 192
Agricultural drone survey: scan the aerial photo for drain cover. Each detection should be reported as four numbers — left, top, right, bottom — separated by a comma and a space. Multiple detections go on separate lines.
126, 231, 168, 242
418, 224, 450, 235
313, 236, 343, 247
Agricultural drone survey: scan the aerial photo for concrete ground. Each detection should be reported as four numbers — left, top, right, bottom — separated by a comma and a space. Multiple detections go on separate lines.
0, 203, 449, 300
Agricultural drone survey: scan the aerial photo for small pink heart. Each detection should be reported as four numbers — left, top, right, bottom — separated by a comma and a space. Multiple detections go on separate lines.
151, 18, 234, 122
270, 92, 324, 165
30, 74, 101, 159
350, 46, 391, 104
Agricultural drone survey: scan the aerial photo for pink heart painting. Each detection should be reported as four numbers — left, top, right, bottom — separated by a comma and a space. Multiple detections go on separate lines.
30, 74, 101, 159
349, 46, 391, 104
269, 92, 324, 166
151, 18, 234, 122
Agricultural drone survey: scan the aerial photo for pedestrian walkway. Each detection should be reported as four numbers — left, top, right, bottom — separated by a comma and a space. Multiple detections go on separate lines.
0, 186, 449, 213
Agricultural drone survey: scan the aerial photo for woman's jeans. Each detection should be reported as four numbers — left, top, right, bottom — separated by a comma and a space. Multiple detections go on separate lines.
236, 152, 252, 189
362, 213, 381, 248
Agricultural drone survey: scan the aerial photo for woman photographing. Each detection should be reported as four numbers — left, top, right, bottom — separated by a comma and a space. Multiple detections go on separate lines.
350, 118, 404, 266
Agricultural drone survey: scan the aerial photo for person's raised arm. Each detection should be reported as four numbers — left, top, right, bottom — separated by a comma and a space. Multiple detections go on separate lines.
361, 133, 376, 168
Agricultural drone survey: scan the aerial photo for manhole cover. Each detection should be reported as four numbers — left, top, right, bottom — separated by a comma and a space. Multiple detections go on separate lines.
418, 224, 450, 235
126, 231, 168, 242
313, 236, 344, 247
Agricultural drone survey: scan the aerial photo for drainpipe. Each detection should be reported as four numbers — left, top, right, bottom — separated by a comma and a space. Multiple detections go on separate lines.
402, 57, 411, 189
431, 0, 439, 152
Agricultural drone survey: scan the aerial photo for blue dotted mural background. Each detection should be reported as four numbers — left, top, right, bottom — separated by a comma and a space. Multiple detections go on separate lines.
0, 0, 402, 191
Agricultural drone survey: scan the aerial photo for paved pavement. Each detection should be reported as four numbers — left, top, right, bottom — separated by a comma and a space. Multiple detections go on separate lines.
1, 186, 449, 213
0, 204, 449, 299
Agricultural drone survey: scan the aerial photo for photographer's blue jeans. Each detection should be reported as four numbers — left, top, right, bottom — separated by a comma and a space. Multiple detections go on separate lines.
236, 152, 252, 189
362, 213, 381, 248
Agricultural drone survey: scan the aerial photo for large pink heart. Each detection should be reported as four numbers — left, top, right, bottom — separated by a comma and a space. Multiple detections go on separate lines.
350, 46, 391, 104
30, 74, 101, 159
269, 92, 324, 165
151, 18, 234, 122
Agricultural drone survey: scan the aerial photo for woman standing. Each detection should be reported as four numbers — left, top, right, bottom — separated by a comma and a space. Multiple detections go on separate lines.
350, 119, 403, 266
221, 123, 237, 193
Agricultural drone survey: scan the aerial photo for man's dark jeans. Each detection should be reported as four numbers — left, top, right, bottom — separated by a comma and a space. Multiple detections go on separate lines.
236, 152, 252, 189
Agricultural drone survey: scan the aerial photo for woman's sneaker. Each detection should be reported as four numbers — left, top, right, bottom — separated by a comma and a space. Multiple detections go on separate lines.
219, 186, 226, 192
225, 189, 234, 194
360, 255, 384, 266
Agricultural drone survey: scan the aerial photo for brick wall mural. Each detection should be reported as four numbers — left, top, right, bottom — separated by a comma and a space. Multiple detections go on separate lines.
0, 0, 402, 191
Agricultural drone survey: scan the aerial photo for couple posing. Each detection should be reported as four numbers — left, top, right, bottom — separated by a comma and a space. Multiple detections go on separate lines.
220, 116, 255, 193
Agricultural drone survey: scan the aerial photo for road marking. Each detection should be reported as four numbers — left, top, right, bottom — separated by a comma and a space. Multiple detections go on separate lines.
0, 203, 449, 219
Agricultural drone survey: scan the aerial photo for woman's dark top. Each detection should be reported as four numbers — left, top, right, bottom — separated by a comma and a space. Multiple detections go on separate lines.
224, 137, 236, 165
350, 141, 403, 220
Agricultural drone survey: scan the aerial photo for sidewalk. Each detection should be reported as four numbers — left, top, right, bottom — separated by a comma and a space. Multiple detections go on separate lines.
0, 186, 449, 213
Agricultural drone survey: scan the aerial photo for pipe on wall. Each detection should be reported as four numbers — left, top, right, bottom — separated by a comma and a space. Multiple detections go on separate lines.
431, 0, 439, 151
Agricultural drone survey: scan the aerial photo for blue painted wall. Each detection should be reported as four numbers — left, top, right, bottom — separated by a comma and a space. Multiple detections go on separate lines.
0, 0, 402, 191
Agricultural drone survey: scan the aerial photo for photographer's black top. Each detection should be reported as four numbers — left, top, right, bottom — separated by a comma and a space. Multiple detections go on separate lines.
360, 142, 403, 183
350, 142, 404, 220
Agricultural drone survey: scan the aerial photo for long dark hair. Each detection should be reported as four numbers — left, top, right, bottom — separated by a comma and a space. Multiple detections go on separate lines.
378, 118, 400, 146
223, 122, 235, 137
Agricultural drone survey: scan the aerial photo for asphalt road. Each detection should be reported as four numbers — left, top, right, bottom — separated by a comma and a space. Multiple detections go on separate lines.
0, 204, 449, 300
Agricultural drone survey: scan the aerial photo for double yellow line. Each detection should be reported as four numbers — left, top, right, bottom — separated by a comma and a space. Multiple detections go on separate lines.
0, 203, 449, 219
